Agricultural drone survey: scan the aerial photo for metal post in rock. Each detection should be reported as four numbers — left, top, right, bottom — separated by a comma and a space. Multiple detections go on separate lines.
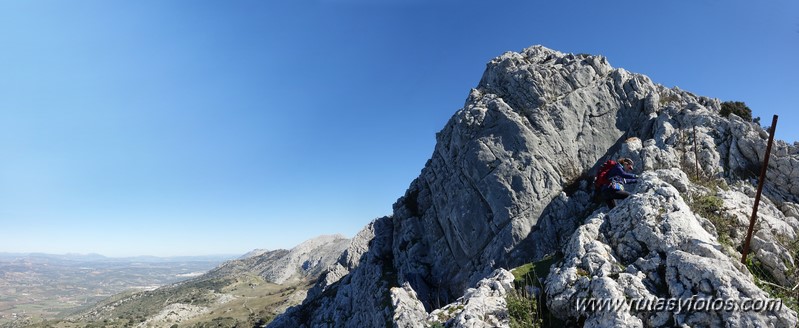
693, 125, 700, 179
741, 115, 779, 264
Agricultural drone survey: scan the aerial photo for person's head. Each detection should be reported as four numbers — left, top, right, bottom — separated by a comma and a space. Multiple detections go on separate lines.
619, 158, 634, 172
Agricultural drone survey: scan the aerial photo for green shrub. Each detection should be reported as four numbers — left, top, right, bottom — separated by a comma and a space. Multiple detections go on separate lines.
689, 194, 733, 247
688, 174, 730, 192
509, 255, 563, 327
745, 256, 799, 313
511, 255, 559, 289
659, 93, 680, 105
692, 194, 723, 215
720, 101, 753, 121
507, 290, 541, 328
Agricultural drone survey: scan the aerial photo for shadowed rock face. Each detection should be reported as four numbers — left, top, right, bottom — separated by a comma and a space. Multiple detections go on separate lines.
269, 45, 799, 327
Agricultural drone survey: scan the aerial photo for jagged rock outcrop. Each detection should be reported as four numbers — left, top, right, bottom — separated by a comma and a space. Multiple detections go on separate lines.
135, 303, 214, 327
391, 282, 428, 327
270, 45, 799, 327
270, 217, 397, 327
239, 248, 270, 259
390, 46, 658, 308
389, 269, 516, 328
429, 269, 516, 327
546, 169, 797, 327
206, 234, 349, 284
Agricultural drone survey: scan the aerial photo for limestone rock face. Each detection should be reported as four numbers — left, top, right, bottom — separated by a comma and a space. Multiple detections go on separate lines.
269, 217, 397, 327
239, 248, 270, 259
269, 45, 799, 327
390, 269, 516, 328
545, 170, 797, 327
391, 46, 658, 306
261, 234, 350, 284
432, 269, 516, 328
391, 282, 428, 328
205, 234, 349, 284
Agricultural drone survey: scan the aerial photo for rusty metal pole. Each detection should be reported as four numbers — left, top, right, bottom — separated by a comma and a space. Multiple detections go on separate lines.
741, 115, 779, 264
693, 125, 700, 179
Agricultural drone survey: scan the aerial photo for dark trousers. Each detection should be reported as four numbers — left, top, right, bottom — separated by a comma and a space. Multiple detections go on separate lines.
600, 189, 630, 209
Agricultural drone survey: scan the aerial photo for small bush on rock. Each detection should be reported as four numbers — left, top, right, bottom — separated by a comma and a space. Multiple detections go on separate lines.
720, 101, 753, 122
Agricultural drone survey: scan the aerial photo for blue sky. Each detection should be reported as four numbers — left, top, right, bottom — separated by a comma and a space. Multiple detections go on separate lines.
1, 0, 797, 257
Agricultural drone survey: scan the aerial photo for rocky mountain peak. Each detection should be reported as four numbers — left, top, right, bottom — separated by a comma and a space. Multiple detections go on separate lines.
239, 248, 269, 259
262, 234, 350, 284
205, 234, 349, 284
270, 45, 799, 327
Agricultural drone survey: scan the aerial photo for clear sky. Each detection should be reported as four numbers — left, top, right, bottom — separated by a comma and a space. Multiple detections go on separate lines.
1, 0, 797, 257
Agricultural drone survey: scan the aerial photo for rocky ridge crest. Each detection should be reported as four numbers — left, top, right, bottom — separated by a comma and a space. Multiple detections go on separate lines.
270, 45, 799, 327
206, 234, 350, 284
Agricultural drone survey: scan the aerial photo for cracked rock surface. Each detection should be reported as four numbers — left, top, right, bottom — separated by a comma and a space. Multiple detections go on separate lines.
269, 45, 799, 328
545, 170, 797, 327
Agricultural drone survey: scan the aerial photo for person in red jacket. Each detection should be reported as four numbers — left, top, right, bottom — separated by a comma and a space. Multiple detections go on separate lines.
598, 158, 638, 209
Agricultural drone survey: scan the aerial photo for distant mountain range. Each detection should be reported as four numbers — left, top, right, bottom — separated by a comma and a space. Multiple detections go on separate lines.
17, 234, 350, 328
0, 252, 229, 328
